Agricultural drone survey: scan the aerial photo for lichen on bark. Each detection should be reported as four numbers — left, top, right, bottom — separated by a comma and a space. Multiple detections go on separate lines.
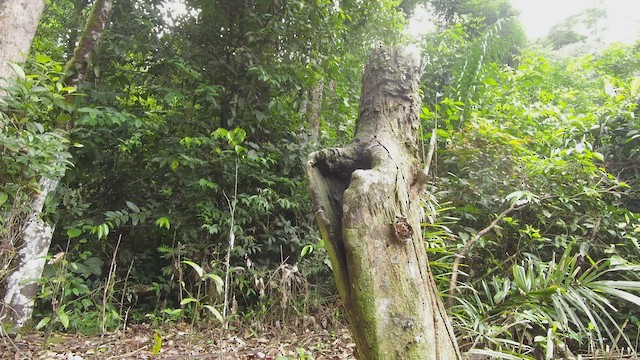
1, 177, 58, 328
306, 46, 461, 359
0, 0, 46, 92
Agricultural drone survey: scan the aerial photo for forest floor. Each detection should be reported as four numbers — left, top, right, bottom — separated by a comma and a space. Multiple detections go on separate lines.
0, 323, 357, 359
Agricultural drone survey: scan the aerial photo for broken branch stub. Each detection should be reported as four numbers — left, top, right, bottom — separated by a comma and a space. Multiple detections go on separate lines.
306, 46, 460, 359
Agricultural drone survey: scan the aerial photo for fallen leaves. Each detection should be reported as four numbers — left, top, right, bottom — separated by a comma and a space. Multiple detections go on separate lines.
0, 324, 356, 359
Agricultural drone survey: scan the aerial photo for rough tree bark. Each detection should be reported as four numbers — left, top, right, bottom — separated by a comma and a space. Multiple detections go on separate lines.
64, 0, 113, 91
0, 0, 47, 329
308, 80, 324, 140
0, 0, 46, 91
0, 0, 113, 329
306, 47, 461, 359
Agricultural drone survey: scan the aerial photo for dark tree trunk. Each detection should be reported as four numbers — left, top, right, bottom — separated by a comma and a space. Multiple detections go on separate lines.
64, 0, 113, 90
306, 46, 460, 359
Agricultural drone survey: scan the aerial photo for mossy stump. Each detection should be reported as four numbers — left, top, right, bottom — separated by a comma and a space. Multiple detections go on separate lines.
306, 46, 461, 360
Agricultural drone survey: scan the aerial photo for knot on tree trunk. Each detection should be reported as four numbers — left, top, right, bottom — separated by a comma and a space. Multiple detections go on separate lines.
306, 46, 460, 360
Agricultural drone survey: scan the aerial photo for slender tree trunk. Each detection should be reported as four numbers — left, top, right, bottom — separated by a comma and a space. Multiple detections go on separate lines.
1, 178, 58, 327
66, 0, 91, 60
0, 0, 112, 329
306, 46, 461, 359
0, 0, 46, 328
0, 0, 46, 92
64, 0, 113, 91
308, 80, 324, 140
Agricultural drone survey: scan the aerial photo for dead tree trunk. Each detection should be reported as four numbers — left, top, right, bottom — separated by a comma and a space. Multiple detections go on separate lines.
306, 46, 460, 359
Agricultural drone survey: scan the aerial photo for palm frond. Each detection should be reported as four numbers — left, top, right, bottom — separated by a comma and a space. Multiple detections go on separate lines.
450, 248, 640, 357
452, 17, 525, 103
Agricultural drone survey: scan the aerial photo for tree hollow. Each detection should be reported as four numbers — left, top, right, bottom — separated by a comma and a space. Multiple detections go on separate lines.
306, 46, 460, 360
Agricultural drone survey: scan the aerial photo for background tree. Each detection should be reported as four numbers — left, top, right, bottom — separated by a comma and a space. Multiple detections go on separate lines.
0, 0, 46, 89
0, 0, 112, 329
0, 0, 49, 328
420, 0, 525, 116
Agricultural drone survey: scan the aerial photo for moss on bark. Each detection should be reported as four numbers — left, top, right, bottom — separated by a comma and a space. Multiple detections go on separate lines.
306, 46, 461, 359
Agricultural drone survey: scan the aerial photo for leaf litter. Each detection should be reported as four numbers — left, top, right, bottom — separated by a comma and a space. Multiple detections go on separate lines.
0, 324, 356, 360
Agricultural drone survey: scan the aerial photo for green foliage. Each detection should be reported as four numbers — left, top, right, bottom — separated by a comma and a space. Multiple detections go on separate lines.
37, 0, 410, 318
429, 0, 520, 28
32, 0, 88, 61
34, 237, 121, 335
275, 347, 315, 360
543, 8, 607, 50
9, 0, 640, 357
152, 331, 162, 355
0, 56, 75, 283
451, 249, 640, 357
0, 56, 74, 180
178, 260, 224, 324
421, 38, 640, 356
421, 0, 526, 116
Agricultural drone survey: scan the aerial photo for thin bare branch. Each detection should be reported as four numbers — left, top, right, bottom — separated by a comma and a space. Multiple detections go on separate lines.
447, 201, 525, 308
